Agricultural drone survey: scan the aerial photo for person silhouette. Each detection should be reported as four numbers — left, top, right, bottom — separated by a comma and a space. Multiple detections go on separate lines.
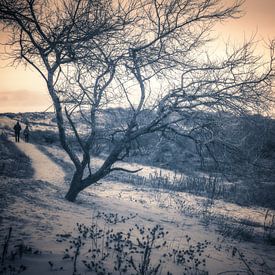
13, 121, 22, 142
23, 125, 30, 142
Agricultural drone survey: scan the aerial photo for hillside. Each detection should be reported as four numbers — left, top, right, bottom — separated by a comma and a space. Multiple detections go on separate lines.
0, 113, 275, 274
2, 110, 275, 208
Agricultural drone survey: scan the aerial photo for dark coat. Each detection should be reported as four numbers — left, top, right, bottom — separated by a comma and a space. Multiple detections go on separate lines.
23, 127, 29, 136
14, 123, 22, 133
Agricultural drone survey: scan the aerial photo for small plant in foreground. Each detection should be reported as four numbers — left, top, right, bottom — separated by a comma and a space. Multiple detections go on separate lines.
59, 212, 209, 274
0, 227, 41, 275
94, 211, 138, 225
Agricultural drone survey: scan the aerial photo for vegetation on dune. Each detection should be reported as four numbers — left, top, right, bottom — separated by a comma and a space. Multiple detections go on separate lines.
0, 133, 34, 179
0, 0, 274, 201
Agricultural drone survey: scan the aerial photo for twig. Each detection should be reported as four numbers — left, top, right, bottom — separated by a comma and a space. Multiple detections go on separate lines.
1, 227, 12, 265
235, 247, 255, 275
110, 167, 143, 174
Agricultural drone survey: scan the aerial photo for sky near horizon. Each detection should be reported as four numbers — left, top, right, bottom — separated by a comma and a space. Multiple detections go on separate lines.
0, 0, 274, 113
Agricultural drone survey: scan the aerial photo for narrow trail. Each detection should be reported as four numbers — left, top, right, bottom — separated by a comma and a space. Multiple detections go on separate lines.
15, 141, 65, 185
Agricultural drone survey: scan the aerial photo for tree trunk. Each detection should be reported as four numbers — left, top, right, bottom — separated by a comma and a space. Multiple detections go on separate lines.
65, 183, 82, 202
65, 144, 124, 202
65, 170, 84, 202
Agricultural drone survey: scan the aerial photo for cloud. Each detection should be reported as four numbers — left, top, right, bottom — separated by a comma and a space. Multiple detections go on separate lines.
0, 90, 52, 113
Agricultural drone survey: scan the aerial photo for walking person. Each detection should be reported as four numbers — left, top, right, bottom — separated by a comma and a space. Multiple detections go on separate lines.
23, 125, 30, 142
13, 121, 22, 142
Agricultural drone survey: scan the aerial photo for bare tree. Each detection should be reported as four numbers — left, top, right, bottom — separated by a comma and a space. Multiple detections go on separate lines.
0, 0, 274, 201
0, 0, 137, 200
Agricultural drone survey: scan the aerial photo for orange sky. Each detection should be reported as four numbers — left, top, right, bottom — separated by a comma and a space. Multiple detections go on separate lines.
0, 0, 274, 113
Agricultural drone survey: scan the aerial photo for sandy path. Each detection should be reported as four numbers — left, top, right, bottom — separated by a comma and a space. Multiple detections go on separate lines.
15, 141, 65, 185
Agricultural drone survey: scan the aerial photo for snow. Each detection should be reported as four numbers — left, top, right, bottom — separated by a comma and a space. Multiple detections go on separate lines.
15, 142, 65, 185
1, 116, 275, 274
44, 145, 273, 231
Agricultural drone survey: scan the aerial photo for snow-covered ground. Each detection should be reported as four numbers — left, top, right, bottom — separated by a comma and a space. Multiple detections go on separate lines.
16, 142, 65, 185
1, 116, 275, 274
45, 145, 273, 231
